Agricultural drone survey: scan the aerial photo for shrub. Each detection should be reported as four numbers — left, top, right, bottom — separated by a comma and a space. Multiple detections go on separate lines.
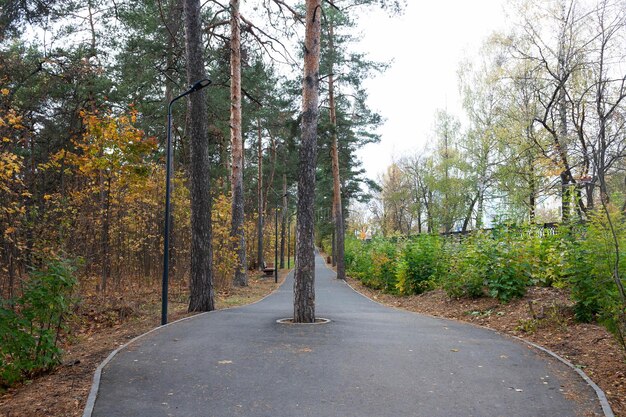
442, 228, 530, 302
567, 209, 626, 350
443, 233, 487, 299
0, 258, 77, 387
527, 226, 571, 288
395, 234, 444, 295
369, 238, 399, 293
345, 236, 373, 281
485, 226, 531, 302
345, 236, 398, 293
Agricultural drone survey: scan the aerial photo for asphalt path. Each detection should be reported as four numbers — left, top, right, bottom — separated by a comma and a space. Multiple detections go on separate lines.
89, 253, 603, 417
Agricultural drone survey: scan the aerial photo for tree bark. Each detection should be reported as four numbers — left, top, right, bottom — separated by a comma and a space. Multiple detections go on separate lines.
263, 133, 277, 215
557, 6, 572, 223
185, 0, 214, 312
163, 0, 182, 283
294, 0, 321, 323
230, 0, 247, 286
328, 18, 345, 280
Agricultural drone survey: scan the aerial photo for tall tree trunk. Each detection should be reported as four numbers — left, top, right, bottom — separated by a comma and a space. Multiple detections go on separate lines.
417, 208, 422, 234
529, 186, 536, 223
230, 0, 247, 286
263, 133, 277, 214
331, 228, 336, 265
528, 150, 536, 223
163, 0, 184, 276
427, 190, 434, 233
328, 18, 345, 280
257, 119, 264, 270
475, 191, 484, 230
557, 16, 571, 223
294, 0, 321, 323
280, 171, 287, 268
442, 125, 452, 233
462, 193, 478, 232
185, 0, 214, 312
561, 172, 570, 222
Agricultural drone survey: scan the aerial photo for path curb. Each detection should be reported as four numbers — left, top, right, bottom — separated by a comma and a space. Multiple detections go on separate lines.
82, 275, 289, 417
342, 278, 615, 417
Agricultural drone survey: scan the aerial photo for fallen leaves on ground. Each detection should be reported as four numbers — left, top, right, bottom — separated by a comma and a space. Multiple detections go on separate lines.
0, 271, 286, 417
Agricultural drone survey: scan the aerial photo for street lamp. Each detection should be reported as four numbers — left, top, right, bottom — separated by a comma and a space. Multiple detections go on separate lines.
274, 205, 279, 283
270, 190, 288, 284
287, 209, 295, 269
162, 78, 211, 326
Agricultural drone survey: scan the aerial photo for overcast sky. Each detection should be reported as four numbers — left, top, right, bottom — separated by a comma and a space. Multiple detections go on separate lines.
354, 0, 509, 180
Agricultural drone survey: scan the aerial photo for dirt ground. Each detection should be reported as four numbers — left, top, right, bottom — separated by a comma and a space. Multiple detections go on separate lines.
0, 271, 286, 417
345, 274, 626, 416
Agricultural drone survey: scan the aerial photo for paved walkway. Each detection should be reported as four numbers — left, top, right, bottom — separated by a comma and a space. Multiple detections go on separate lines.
89, 253, 603, 417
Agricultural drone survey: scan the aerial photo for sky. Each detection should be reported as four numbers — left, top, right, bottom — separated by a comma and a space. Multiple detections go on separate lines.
354, 0, 509, 180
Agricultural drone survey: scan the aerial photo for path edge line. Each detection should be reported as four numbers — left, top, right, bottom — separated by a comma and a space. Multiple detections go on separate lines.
82, 273, 290, 417
341, 277, 615, 417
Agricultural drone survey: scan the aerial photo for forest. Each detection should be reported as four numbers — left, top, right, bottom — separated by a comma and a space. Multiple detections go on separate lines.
1, 0, 626, 411
0, 0, 401, 388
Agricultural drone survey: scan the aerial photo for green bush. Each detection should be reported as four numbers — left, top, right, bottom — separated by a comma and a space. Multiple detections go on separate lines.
485, 226, 531, 302
367, 238, 399, 293
566, 236, 598, 323
443, 234, 486, 299
526, 226, 571, 288
345, 236, 373, 280
0, 258, 77, 387
395, 235, 444, 295
345, 236, 398, 293
442, 228, 530, 302
567, 210, 626, 348
345, 217, 626, 353
486, 249, 529, 302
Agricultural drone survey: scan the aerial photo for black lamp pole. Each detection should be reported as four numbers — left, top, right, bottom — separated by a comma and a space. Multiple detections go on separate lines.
162, 78, 211, 326
274, 205, 279, 283
270, 191, 288, 284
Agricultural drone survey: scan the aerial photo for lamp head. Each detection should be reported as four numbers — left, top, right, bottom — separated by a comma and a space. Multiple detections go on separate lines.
190, 78, 211, 92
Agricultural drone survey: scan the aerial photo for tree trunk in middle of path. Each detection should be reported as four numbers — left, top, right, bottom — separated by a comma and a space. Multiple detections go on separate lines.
230, 0, 247, 286
294, 0, 321, 323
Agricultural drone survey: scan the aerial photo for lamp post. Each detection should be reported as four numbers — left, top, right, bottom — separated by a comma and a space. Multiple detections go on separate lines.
274, 205, 279, 283
287, 210, 295, 269
270, 190, 288, 284
162, 78, 211, 326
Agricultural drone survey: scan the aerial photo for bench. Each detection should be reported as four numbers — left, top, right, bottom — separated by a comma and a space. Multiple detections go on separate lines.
263, 262, 275, 276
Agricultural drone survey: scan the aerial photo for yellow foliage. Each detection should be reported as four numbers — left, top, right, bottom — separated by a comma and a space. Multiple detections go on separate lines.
212, 192, 239, 289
